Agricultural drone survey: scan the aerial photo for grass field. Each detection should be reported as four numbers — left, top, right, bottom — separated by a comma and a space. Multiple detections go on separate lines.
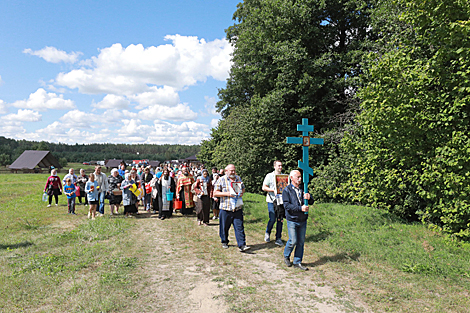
1, 173, 469, 312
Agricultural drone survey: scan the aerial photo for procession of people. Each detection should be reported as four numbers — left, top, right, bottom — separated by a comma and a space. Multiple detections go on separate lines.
43, 160, 313, 269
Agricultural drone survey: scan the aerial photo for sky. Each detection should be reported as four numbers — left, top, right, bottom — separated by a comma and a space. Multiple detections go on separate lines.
0, 0, 241, 145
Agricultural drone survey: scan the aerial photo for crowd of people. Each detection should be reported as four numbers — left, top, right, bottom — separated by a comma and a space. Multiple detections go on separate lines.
43, 160, 314, 270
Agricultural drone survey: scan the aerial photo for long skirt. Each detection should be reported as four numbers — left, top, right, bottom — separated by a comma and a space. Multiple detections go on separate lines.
109, 194, 122, 205
152, 197, 159, 213
124, 204, 138, 214
179, 189, 194, 215
159, 197, 173, 218
196, 195, 211, 223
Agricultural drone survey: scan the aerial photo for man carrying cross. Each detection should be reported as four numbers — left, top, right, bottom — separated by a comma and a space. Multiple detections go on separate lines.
283, 118, 324, 270
282, 170, 314, 270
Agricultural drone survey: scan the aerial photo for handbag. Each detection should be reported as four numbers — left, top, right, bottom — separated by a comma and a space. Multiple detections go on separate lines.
270, 194, 285, 220
273, 200, 285, 220
145, 182, 152, 194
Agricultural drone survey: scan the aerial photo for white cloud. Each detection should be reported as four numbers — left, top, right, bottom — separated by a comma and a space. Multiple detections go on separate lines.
143, 121, 211, 144
26, 121, 111, 144
4, 109, 42, 122
55, 35, 233, 95
0, 99, 8, 114
210, 118, 220, 128
64, 128, 110, 143
103, 109, 138, 119
93, 94, 130, 109
12, 88, 75, 111
0, 125, 27, 138
23, 46, 82, 64
139, 103, 198, 121
201, 96, 221, 117
3, 118, 211, 145
0, 117, 30, 140
115, 119, 154, 143
0, 75, 3, 85
59, 110, 104, 128
129, 86, 180, 109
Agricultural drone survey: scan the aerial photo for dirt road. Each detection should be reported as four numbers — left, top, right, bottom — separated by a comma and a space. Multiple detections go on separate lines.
123, 211, 370, 313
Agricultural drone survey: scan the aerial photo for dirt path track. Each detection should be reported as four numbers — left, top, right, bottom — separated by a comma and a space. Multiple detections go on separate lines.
124, 211, 370, 313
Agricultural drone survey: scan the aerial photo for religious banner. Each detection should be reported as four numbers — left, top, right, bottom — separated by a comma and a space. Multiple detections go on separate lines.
229, 181, 243, 209
275, 174, 289, 195
275, 174, 289, 205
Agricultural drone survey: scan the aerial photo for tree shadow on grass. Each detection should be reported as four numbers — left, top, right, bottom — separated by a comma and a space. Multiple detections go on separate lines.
244, 242, 281, 253
305, 230, 332, 243
304, 252, 361, 268
0, 241, 34, 250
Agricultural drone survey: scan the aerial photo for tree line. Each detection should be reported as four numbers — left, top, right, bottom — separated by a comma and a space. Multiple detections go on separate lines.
0, 136, 200, 167
198, 0, 470, 239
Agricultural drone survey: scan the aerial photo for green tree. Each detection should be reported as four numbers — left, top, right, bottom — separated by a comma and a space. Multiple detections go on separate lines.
200, 0, 377, 192
0, 153, 10, 166
343, 0, 470, 238
37, 141, 49, 151
58, 157, 68, 168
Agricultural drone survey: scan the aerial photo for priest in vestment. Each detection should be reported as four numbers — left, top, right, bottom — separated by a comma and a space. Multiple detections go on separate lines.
176, 167, 195, 215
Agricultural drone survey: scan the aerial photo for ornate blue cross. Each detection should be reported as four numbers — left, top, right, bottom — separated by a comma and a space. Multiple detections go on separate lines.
286, 118, 324, 210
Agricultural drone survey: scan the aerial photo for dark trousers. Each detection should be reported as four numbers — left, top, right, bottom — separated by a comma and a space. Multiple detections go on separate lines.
266, 202, 283, 240
67, 197, 76, 213
48, 195, 59, 205
219, 208, 246, 247
78, 191, 88, 205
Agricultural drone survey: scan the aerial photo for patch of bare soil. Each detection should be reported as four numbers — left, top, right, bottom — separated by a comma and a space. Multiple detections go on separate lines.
125, 211, 370, 313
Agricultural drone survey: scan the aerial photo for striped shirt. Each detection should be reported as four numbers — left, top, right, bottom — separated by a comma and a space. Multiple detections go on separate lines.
214, 175, 245, 212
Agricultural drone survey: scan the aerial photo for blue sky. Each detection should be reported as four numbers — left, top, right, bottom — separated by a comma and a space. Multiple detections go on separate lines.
0, 0, 240, 144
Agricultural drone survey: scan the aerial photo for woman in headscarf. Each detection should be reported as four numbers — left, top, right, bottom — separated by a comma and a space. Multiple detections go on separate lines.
76, 169, 88, 206
44, 169, 62, 207
108, 168, 123, 215
194, 169, 213, 225
121, 173, 138, 217
155, 167, 176, 220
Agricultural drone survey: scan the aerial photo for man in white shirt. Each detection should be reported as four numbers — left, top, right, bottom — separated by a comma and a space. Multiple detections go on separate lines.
94, 166, 109, 216
262, 160, 284, 246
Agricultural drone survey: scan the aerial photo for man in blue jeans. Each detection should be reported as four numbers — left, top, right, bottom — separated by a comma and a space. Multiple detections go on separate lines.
282, 170, 314, 270
262, 160, 284, 246
94, 166, 109, 216
213, 164, 250, 252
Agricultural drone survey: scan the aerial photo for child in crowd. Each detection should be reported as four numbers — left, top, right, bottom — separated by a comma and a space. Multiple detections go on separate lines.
64, 178, 77, 215
85, 173, 99, 220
